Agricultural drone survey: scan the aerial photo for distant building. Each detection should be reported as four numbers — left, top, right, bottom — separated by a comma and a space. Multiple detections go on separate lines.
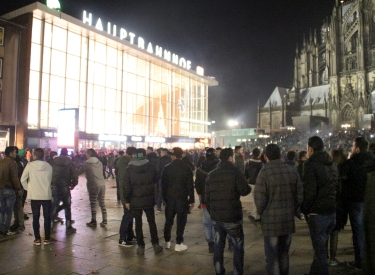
258, 0, 375, 132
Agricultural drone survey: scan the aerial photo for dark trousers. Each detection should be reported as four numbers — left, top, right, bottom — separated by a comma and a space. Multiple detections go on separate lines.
51, 186, 72, 228
119, 206, 135, 241
132, 208, 159, 247
164, 201, 188, 244
31, 200, 52, 240
115, 177, 120, 202
264, 234, 292, 275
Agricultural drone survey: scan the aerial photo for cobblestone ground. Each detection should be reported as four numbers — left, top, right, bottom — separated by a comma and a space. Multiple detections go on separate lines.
0, 176, 362, 275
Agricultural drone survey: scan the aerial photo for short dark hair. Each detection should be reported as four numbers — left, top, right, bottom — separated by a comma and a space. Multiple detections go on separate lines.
265, 144, 281, 160
5, 146, 16, 156
252, 148, 260, 157
220, 148, 234, 161
369, 143, 375, 154
216, 147, 222, 151
354, 136, 369, 152
60, 148, 68, 156
286, 150, 296, 161
126, 147, 137, 156
118, 150, 125, 156
234, 146, 242, 152
308, 136, 324, 152
161, 148, 169, 153
50, 151, 58, 159
34, 148, 44, 159
147, 146, 153, 151
86, 148, 96, 157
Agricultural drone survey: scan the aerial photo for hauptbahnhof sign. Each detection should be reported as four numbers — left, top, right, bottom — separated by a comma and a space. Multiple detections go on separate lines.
83, 11, 193, 71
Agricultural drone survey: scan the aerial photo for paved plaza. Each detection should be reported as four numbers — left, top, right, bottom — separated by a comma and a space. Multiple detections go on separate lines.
0, 176, 362, 275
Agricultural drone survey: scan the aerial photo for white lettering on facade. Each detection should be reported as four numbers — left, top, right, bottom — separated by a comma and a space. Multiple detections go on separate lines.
155, 46, 162, 57
172, 54, 178, 65
82, 12, 195, 72
95, 18, 103, 31
164, 50, 171, 61
83, 11, 92, 25
138, 37, 145, 49
129, 32, 135, 44
147, 42, 153, 53
120, 28, 127, 40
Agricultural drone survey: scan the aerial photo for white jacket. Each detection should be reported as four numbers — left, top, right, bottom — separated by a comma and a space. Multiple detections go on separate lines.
21, 160, 52, 200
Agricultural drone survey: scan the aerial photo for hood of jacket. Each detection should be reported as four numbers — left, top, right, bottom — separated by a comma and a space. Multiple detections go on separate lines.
201, 157, 220, 173
307, 151, 333, 166
129, 159, 150, 172
85, 157, 102, 168
29, 160, 51, 171
52, 155, 72, 167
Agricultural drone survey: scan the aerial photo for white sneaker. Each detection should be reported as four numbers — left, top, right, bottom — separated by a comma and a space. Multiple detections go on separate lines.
165, 241, 171, 249
175, 243, 187, 252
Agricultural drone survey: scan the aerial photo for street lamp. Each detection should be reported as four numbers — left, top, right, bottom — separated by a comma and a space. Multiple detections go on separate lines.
228, 120, 239, 127
341, 124, 350, 130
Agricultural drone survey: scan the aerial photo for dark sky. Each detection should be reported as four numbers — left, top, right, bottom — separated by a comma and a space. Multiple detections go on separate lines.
2, 0, 336, 129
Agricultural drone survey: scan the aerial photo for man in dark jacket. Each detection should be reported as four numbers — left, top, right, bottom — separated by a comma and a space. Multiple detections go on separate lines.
364, 159, 375, 274
124, 148, 163, 255
341, 136, 375, 270
50, 148, 78, 233
146, 146, 158, 168
195, 147, 219, 253
245, 147, 263, 225
162, 147, 195, 252
301, 136, 338, 275
156, 148, 172, 212
255, 144, 303, 275
205, 148, 251, 275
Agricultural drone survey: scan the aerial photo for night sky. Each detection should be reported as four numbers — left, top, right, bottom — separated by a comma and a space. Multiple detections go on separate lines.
2, 0, 336, 130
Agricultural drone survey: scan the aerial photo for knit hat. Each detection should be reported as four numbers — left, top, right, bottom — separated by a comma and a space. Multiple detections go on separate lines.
18, 149, 26, 157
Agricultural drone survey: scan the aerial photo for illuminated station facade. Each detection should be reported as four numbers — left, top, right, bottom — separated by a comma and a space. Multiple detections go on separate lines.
0, 2, 217, 151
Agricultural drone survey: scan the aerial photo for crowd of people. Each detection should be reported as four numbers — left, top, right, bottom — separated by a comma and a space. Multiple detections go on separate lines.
0, 128, 375, 274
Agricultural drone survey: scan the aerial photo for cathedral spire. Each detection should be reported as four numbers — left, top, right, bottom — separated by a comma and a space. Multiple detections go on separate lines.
314, 29, 317, 45
309, 29, 313, 45
296, 43, 299, 56
303, 34, 306, 48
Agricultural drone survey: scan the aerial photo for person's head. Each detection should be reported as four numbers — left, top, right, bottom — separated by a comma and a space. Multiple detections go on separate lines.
330, 149, 347, 165
50, 151, 57, 159
369, 143, 375, 154
265, 144, 281, 161
134, 148, 146, 160
5, 146, 17, 159
18, 149, 26, 158
171, 147, 183, 160
215, 147, 222, 157
352, 136, 369, 155
33, 148, 45, 160
60, 148, 68, 156
146, 146, 153, 154
118, 150, 125, 156
307, 136, 324, 156
286, 150, 296, 162
298, 150, 308, 162
156, 148, 162, 157
234, 146, 243, 154
86, 148, 96, 159
126, 147, 137, 157
205, 148, 216, 160
160, 148, 169, 157
252, 148, 261, 158
220, 148, 234, 162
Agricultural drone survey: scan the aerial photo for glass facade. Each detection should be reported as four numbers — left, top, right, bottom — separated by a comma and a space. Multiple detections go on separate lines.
29, 17, 210, 139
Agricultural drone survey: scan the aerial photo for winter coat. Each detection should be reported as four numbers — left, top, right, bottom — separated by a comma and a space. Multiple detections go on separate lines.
157, 155, 172, 176
117, 154, 132, 205
50, 155, 78, 188
77, 157, 105, 187
255, 159, 303, 237
124, 159, 158, 210
21, 160, 52, 200
107, 155, 115, 168
195, 157, 220, 204
161, 159, 195, 211
341, 151, 375, 202
0, 156, 21, 191
364, 160, 375, 274
245, 158, 262, 185
146, 152, 158, 168
205, 161, 251, 223
301, 151, 339, 216
234, 153, 245, 174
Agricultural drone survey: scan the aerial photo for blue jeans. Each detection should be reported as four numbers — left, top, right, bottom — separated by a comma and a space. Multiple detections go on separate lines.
51, 186, 72, 228
264, 234, 292, 275
0, 188, 16, 231
31, 200, 52, 240
119, 206, 134, 241
347, 202, 364, 268
306, 214, 336, 275
203, 207, 213, 243
212, 220, 244, 275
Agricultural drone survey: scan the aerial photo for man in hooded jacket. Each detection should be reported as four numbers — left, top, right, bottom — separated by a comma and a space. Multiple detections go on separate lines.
77, 149, 107, 227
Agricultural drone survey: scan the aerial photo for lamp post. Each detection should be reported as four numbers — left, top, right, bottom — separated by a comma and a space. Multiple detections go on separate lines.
228, 120, 239, 128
